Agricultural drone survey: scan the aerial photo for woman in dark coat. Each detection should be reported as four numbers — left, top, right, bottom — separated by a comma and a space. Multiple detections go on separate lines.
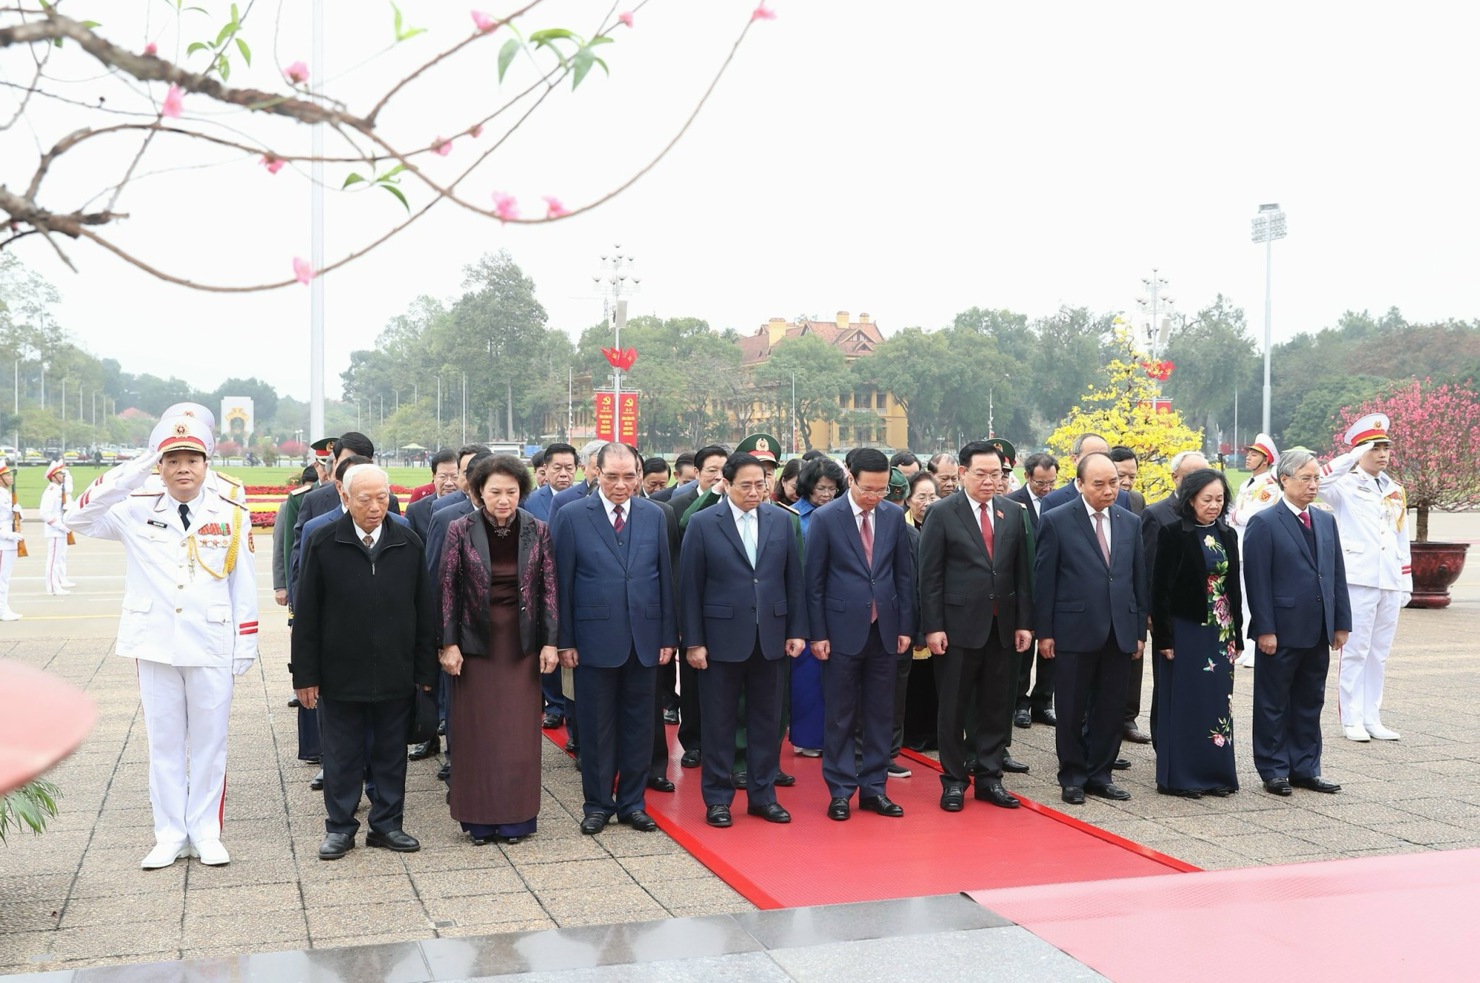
1151, 468, 1242, 798
439, 455, 558, 844
788, 457, 847, 756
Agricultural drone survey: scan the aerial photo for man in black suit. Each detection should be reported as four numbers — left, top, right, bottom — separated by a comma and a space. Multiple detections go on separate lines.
1007, 451, 1057, 730
920, 441, 1034, 812
290, 432, 401, 589
680, 453, 807, 827
1136, 450, 1208, 747
404, 449, 460, 544
1243, 449, 1351, 797
1109, 446, 1147, 515
1034, 452, 1148, 805
292, 465, 436, 860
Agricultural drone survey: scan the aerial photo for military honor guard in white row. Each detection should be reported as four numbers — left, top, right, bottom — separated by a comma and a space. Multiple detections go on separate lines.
40, 459, 77, 594
1229, 433, 1281, 667
0, 458, 24, 620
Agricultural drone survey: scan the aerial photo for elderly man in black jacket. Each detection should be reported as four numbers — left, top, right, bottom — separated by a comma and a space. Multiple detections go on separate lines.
292, 464, 437, 860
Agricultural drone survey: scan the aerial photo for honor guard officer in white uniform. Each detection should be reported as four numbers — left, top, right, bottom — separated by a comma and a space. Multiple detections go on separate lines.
152, 402, 248, 506
66, 414, 259, 869
40, 460, 73, 595
1320, 413, 1411, 742
0, 458, 23, 620
1229, 434, 1281, 667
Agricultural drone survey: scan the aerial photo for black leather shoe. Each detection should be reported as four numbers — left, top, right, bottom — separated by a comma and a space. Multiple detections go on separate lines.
366, 829, 420, 852
975, 779, 1021, 809
1204, 786, 1238, 797
618, 811, 658, 832
705, 804, 733, 828
318, 832, 354, 860
408, 737, 440, 761
1031, 706, 1057, 726
859, 794, 905, 817
580, 813, 609, 835
309, 770, 324, 791
288, 697, 301, 708
541, 713, 564, 730
1013, 708, 1031, 729
437, 719, 446, 736
1002, 755, 1030, 774
470, 835, 493, 846
747, 802, 792, 824
940, 782, 966, 812
1123, 725, 1152, 744
647, 776, 675, 793
774, 771, 796, 787
663, 709, 680, 724
1061, 785, 1085, 805
1085, 782, 1132, 801
1157, 785, 1202, 799
436, 763, 451, 783
1263, 777, 1293, 797
564, 738, 579, 754
680, 749, 701, 769
827, 797, 851, 821
731, 771, 748, 790
1292, 776, 1341, 794
1112, 758, 1132, 770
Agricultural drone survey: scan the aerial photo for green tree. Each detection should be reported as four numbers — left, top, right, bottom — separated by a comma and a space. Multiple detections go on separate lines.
1031, 306, 1112, 431
1161, 295, 1260, 438
1283, 375, 1387, 451
754, 335, 849, 451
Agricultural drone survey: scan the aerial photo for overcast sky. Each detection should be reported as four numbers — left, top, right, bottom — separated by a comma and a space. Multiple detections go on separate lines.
8, 0, 1478, 400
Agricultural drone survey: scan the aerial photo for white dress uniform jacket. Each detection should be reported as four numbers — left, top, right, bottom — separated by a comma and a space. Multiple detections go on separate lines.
1319, 449, 1413, 593
40, 481, 70, 538
66, 455, 259, 668
1229, 470, 1280, 536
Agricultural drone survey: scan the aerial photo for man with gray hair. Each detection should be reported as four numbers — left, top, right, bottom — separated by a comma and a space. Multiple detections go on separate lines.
1135, 448, 1210, 746
927, 452, 960, 497
292, 464, 438, 860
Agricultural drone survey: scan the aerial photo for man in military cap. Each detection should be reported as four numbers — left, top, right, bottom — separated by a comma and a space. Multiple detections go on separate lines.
67, 415, 258, 868
155, 402, 248, 506
1231, 433, 1281, 667
984, 438, 1021, 494
1320, 414, 1411, 742
40, 460, 73, 595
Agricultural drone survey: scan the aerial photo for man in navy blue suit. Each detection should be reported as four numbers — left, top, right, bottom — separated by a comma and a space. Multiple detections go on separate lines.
1033, 452, 1148, 805
548, 440, 608, 521
1038, 433, 1132, 514
805, 448, 915, 821
680, 452, 807, 828
1242, 449, 1351, 797
552, 442, 678, 835
523, 441, 579, 523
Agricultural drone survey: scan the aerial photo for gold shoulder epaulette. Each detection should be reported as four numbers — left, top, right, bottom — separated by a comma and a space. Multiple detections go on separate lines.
214, 471, 243, 487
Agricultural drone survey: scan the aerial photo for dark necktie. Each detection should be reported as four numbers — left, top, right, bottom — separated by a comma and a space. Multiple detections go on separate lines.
179, 503, 191, 531
613, 504, 625, 534
979, 502, 994, 560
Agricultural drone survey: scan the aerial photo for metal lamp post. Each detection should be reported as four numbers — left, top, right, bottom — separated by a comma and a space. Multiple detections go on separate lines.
593, 247, 641, 442
1136, 270, 1173, 360
1251, 203, 1287, 435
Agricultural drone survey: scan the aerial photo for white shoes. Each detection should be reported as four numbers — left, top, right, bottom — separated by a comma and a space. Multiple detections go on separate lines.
1365, 721, 1401, 741
1343, 724, 1371, 742
48, 588, 71, 596
141, 840, 191, 869
1235, 652, 1255, 668
192, 838, 231, 866
0, 609, 21, 621
60, 580, 77, 588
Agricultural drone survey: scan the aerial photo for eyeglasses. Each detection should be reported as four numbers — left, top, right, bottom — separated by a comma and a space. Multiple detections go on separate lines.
967, 469, 1004, 480
854, 485, 889, 498
1028, 478, 1055, 491
731, 481, 766, 493
600, 472, 640, 485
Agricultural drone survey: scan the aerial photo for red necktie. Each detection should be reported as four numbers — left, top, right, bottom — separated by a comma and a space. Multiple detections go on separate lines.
860, 510, 877, 622
1298, 510, 1311, 530
613, 504, 625, 533
979, 502, 994, 559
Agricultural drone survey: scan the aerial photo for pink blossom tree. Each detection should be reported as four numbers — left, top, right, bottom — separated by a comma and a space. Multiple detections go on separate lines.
1333, 378, 1480, 541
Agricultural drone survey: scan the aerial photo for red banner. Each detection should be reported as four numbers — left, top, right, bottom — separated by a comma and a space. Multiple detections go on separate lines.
594, 391, 616, 441
594, 391, 638, 442
618, 393, 638, 442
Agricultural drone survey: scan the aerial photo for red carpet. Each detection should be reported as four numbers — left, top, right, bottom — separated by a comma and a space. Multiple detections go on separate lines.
543, 725, 1192, 909
969, 849, 1479, 982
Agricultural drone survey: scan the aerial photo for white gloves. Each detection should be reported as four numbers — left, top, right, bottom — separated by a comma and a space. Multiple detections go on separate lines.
233, 658, 254, 677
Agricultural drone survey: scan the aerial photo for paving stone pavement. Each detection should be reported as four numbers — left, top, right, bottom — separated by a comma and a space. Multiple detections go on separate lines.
1, 516, 1477, 975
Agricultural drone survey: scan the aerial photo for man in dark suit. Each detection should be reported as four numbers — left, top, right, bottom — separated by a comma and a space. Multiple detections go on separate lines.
547, 440, 609, 520
651, 452, 695, 503
1039, 433, 1132, 514
1243, 449, 1351, 797
1136, 450, 1208, 747
680, 452, 807, 828
1034, 452, 1148, 805
523, 442, 579, 522
292, 465, 437, 860
404, 449, 460, 544
805, 448, 915, 821
551, 443, 678, 835
1109, 446, 1147, 515
1007, 451, 1057, 730
920, 441, 1034, 812
290, 432, 401, 588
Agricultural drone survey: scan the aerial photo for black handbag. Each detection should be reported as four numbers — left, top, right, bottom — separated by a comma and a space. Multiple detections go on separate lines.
408, 687, 438, 744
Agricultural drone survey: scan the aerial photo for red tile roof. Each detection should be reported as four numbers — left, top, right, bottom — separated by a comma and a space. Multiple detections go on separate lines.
740, 317, 883, 366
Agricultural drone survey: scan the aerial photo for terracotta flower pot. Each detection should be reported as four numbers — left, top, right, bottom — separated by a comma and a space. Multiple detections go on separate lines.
1407, 541, 1470, 609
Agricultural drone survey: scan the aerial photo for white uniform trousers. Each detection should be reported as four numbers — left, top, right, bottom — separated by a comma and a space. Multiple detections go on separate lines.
0, 548, 16, 613
1339, 584, 1402, 729
136, 660, 234, 846
45, 538, 66, 593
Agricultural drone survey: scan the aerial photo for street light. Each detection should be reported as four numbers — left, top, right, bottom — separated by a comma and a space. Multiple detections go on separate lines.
1251, 203, 1287, 435
593, 246, 641, 441
1135, 270, 1174, 360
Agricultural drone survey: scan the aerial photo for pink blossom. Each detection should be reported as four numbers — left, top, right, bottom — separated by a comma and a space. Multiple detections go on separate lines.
618, 11, 634, 27
144, 42, 158, 56
752, 4, 776, 20
284, 61, 310, 85
1212, 733, 1226, 747
292, 257, 315, 284
491, 191, 519, 222
161, 84, 184, 118
471, 10, 497, 33
260, 154, 285, 175
433, 137, 452, 157
543, 196, 570, 219
469, 123, 484, 138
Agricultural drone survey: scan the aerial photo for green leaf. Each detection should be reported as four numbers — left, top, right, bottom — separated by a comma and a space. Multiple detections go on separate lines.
529, 28, 577, 45
377, 163, 406, 182
230, 3, 240, 28
389, 2, 425, 42
186, 41, 210, 56
217, 53, 230, 81
588, 35, 615, 47
235, 36, 251, 66
379, 184, 410, 212
215, 19, 235, 46
342, 172, 366, 189
571, 47, 594, 89
497, 38, 519, 82
80, 20, 101, 30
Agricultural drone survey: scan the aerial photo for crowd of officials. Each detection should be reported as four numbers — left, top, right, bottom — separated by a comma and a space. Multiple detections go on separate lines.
63, 401, 1412, 868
